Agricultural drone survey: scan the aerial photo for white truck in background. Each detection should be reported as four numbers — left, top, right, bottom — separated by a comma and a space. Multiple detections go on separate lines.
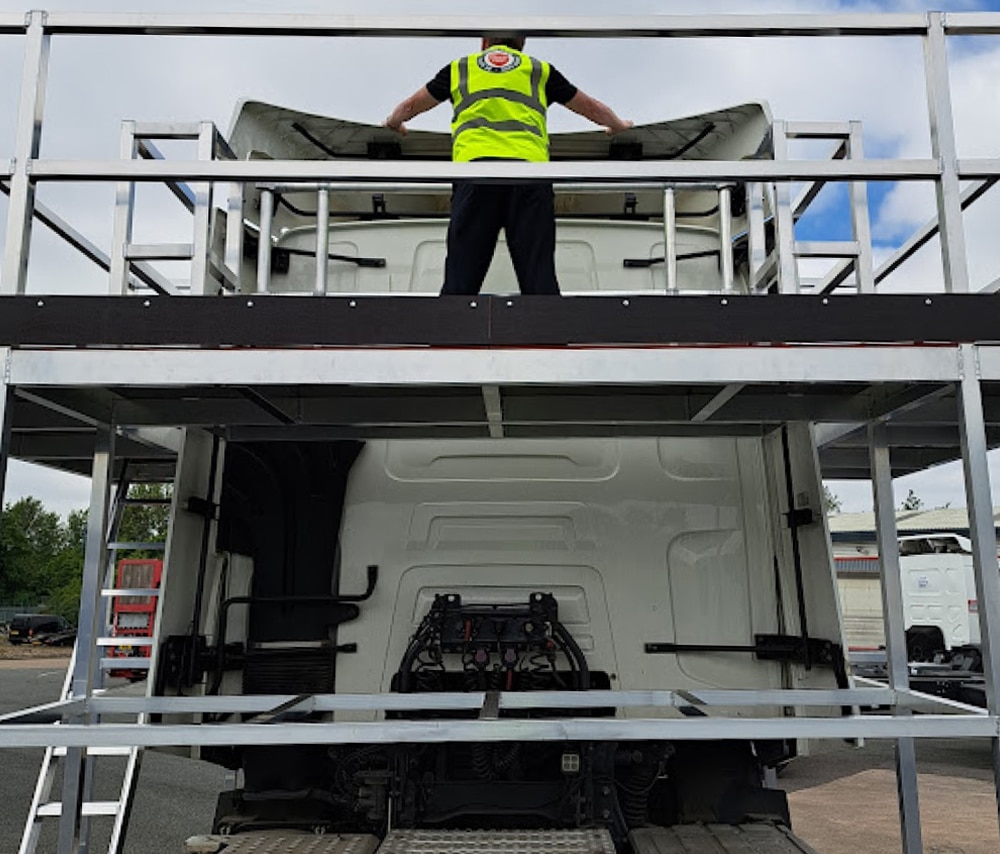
838, 533, 994, 701
898, 533, 986, 667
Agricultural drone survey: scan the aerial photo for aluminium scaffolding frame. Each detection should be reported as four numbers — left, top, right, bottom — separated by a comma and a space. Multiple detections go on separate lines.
1, 11, 1000, 854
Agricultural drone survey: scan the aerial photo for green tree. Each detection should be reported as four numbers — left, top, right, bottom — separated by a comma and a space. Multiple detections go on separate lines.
823, 485, 843, 514
115, 483, 171, 559
45, 509, 87, 623
47, 578, 83, 623
900, 489, 923, 511
0, 497, 66, 605
0, 486, 170, 623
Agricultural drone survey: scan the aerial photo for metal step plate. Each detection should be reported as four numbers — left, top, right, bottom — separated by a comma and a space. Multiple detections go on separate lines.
631, 823, 821, 854
183, 831, 380, 854
376, 829, 616, 854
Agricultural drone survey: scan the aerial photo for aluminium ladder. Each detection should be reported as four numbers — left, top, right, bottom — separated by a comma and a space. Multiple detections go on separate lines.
19, 463, 170, 854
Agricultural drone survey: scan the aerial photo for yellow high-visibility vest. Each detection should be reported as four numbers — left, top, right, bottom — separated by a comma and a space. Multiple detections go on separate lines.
449, 47, 551, 162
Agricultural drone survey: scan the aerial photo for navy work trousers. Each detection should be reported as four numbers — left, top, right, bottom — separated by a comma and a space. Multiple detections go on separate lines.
441, 181, 560, 295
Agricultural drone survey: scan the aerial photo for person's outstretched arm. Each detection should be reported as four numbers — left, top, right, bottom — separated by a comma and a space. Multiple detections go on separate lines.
564, 91, 633, 135
385, 87, 442, 135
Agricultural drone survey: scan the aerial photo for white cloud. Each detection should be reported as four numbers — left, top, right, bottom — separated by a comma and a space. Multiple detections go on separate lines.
3, 459, 91, 519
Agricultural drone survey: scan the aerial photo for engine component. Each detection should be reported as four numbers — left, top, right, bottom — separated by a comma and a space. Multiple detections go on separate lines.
394, 592, 591, 695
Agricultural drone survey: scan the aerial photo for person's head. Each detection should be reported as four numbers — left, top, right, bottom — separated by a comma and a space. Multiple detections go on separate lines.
482, 34, 526, 52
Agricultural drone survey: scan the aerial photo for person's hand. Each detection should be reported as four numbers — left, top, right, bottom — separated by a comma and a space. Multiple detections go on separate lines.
606, 120, 634, 136
384, 119, 408, 136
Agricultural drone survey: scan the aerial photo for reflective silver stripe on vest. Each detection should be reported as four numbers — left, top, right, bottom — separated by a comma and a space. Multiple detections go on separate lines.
452, 53, 546, 122
453, 88, 544, 121
456, 56, 471, 105
453, 117, 544, 139
530, 60, 543, 105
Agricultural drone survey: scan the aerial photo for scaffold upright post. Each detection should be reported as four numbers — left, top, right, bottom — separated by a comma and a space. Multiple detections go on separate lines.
869, 421, 923, 854
663, 187, 677, 292
57, 427, 114, 853
848, 121, 875, 293
719, 184, 735, 293
0, 350, 10, 507
109, 122, 138, 294
771, 121, 799, 294
315, 186, 331, 296
746, 181, 768, 290
257, 189, 274, 293
956, 344, 1000, 818
1, 11, 50, 295
923, 12, 970, 294
224, 181, 245, 292
190, 121, 215, 295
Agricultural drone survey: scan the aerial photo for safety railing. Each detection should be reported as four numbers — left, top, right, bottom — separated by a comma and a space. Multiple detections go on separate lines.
251, 179, 749, 296
2, 12, 1000, 298
0, 685, 994, 749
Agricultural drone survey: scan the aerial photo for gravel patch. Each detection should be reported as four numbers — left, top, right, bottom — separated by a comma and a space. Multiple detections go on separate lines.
0, 637, 73, 661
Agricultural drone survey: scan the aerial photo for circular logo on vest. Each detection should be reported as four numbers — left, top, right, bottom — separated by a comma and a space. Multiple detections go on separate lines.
478, 50, 521, 73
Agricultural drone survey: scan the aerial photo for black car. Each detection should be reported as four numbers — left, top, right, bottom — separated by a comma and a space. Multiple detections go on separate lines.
7, 614, 70, 645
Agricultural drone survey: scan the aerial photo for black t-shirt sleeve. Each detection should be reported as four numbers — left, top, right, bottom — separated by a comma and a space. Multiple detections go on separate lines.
426, 65, 450, 103
545, 65, 578, 105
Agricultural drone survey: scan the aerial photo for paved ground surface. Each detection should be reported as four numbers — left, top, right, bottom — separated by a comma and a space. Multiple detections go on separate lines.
0, 655, 236, 854
0, 642, 73, 662
1, 652, 997, 854
0, 655, 73, 669
784, 739, 1000, 854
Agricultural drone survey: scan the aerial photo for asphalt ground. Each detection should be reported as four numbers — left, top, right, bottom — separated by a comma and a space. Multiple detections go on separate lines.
784, 738, 999, 854
0, 659, 997, 854
0, 660, 222, 854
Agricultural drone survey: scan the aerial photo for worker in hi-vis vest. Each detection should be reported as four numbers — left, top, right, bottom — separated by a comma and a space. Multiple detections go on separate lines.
385, 35, 633, 295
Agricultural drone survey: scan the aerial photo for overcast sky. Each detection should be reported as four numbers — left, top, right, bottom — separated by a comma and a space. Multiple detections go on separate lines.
3, 0, 1000, 516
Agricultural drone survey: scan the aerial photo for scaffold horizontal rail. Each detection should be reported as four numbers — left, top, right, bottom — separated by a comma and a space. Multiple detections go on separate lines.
32, 12, 935, 38
5, 686, 979, 729
27, 157, 942, 184
0, 713, 997, 750
4, 342, 966, 388
0, 688, 910, 722
21, 10, 1000, 39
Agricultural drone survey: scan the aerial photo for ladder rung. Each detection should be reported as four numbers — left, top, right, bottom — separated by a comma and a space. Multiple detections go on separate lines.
100, 658, 151, 671
782, 120, 851, 139
96, 638, 154, 647
101, 588, 160, 598
125, 242, 194, 261
37, 801, 122, 818
794, 240, 860, 258
54, 746, 133, 757
107, 542, 166, 551
253, 640, 331, 650
132, 121, 204, 139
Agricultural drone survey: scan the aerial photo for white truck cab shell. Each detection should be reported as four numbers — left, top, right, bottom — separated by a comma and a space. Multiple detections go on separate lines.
899, 533, 981, 650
